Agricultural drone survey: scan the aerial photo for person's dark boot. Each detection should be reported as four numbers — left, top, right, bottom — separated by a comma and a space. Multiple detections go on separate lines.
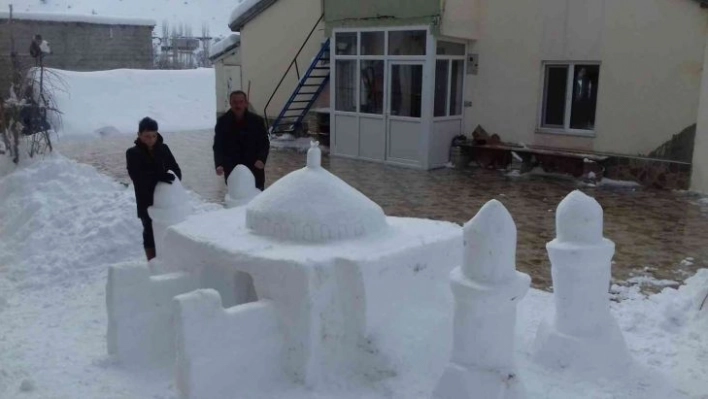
145, 247, 156, 261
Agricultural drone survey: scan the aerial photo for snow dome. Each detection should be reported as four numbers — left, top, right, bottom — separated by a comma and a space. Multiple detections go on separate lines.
245, 142, 388, 242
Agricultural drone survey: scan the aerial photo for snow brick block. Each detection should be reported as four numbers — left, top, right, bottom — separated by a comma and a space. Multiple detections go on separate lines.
533, 190, 632, 376
174, 289, 284, 399
434, 200, 530, 399
106, 261, 199, 366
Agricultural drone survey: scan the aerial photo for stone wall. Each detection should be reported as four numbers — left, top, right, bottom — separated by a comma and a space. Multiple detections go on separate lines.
0, 18, 154, 95
603, 156, 692, 190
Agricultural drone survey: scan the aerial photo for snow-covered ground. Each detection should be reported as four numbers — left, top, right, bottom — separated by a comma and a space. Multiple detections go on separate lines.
0, 0, 238, 37
45, 68, 216, 137
0, 152, 707, 398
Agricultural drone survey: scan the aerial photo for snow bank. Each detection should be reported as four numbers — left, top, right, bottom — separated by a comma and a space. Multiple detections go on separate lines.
0, 11, 155, 26
0, 153, 142, 290
44, 68, 215, 137
0, 152, 215, 290
209, 33, 240, 59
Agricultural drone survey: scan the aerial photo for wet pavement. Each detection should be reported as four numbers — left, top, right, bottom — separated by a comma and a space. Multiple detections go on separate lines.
57, 130, 708, 290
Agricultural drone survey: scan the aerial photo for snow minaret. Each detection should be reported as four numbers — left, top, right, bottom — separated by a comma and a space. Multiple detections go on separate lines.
225, 165, 261, 208
533, 190, 632, 375
434, 200, 530, 399
148, 171, 192, 259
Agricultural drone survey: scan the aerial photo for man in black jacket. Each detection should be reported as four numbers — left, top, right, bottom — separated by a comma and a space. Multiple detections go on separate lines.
126, 117, 182, 261
213, 91, 270, 190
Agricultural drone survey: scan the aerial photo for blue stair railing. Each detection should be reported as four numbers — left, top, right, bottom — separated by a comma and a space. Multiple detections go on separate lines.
264, 14, 329, 137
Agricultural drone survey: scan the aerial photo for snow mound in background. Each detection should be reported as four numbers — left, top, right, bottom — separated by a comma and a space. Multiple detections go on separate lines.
0, 153, 216, 291
0, 11, 155, 26
45, 68, 216, 137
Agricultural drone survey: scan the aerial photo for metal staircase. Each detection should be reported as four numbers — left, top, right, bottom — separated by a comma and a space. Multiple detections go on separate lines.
264, 14, 330, 137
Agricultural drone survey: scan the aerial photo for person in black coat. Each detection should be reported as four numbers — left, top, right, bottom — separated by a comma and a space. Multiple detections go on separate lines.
213, 90, 270, 190
126, 117, 182, 261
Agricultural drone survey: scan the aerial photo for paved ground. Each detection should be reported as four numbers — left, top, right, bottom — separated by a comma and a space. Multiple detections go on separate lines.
57, 130, 708, 290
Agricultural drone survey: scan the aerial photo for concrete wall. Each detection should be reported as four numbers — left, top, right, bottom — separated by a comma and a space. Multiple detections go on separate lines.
466, 0, 707, 157
0, 18, 153, 95
240, 0, 324, 120
214, 50, 243, 116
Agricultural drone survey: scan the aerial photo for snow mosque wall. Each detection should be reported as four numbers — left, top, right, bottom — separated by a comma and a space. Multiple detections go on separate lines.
174, 290, 284, 399
157, 142, 462, 395
533, 190, 633, 375
106, 262, 199, 366
434, 200, 530, 399
106, 173, 199, 366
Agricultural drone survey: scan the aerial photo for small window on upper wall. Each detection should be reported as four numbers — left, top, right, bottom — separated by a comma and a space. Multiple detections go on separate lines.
388, 30, 426, 56
360, 31, 384, 55
436, 41, 465, 56
335, 32, 357, 55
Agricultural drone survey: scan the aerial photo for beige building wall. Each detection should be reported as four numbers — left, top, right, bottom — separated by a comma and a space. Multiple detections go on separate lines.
440, 0, 479, 40
240, 0, 325, 120
214, 50, 243, 116
466, 0, 706, 156
691, 37, 708, 194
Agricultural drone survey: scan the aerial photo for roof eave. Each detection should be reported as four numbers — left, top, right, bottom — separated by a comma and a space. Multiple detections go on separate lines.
228, 0, 280, 32
209, 45, 240, 61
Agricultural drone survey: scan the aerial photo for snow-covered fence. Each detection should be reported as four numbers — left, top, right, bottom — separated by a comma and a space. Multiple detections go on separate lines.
533, 190, 632, 375
434, 200, 530, 399
106, 262, 199, 366
224, 165, 261, 208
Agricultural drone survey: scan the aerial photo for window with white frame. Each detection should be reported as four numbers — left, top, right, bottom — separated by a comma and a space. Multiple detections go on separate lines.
434, 41, 465, 118
541, 63, 600, 132
334, 29, 428, 115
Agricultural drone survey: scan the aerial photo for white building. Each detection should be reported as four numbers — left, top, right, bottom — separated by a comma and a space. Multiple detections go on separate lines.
216, 0, 708, 192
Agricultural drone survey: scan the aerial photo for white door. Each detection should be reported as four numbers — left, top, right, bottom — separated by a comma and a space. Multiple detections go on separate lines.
386, 61, 424, 164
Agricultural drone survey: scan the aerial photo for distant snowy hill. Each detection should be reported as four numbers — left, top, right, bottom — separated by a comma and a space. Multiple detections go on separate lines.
0, 0, 237, 38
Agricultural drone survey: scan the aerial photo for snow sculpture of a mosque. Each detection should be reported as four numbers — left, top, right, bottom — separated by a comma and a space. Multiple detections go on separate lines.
107, 142, 462, 398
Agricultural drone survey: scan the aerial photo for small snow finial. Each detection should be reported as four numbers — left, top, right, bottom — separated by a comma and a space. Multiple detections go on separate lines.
227, 165, 258, 198
462, 199, 517, 284
555, 190, 603, 244
307, 141, 321, 168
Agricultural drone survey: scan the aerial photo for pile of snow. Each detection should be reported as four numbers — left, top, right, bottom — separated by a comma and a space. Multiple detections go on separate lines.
0, 154, 142, 290
0, 153, 216, 291
209, 33, 240, 59
44, 68, 215, 137
0, 11, 155, 26
1, 0, 239, 36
